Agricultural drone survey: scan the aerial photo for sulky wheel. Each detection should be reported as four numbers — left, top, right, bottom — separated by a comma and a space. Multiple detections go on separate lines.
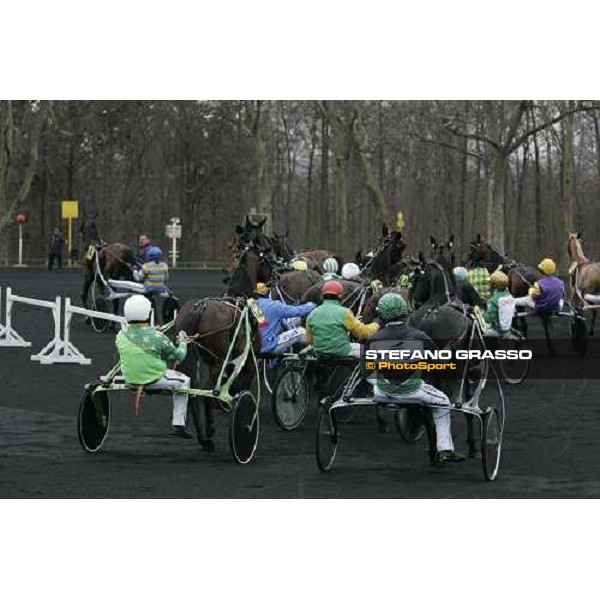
394, 407, 425, 444
496, 335, 530, 385
481, 407, 503, 481
78, 386, 110, 453
271, 368, 310, 431
316, 403, 338, 472
571, 314, 588, 357
229, 391, 259, 464
90, 296, 111, 333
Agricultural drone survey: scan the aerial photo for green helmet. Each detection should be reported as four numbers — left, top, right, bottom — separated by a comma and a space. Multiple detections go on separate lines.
323, 257, 339, 274
376, 293, 408, 320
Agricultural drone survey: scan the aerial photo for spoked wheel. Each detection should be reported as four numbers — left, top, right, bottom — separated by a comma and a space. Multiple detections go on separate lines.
462, 357, 489, 404
394, 407, 425, 444
78, 386, 110, 453
271, 368, 309, 431
90, 296, 111, 333
229, 391, 259, 464
316, 403, 338, 472
481, 407, 502, 481
496, 336, 530, 385
571, 314, 588, 356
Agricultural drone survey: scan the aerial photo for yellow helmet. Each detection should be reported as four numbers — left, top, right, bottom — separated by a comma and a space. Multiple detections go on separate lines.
255, 282, 270, 295
291, 259, 308, 271
490, 270, 508, 289
538, 258, 556, 275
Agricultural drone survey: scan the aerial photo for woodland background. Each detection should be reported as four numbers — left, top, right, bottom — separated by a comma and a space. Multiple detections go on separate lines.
1, 100, 599, 267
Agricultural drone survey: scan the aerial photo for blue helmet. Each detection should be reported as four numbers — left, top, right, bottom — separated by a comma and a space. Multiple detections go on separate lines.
147, 246, 163, 261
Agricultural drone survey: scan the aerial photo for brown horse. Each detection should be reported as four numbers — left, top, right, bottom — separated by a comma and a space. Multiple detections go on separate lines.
81, 242, 136, 309
568, 232, 600, 335
175, 298, 260, 450
271, 269, 321, 304
225, 246, 273, 298
468, 235, 537, 298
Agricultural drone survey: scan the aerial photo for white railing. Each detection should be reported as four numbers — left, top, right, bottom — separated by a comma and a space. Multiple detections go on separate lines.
0, 286, 129, 365
0, 287, 63, 363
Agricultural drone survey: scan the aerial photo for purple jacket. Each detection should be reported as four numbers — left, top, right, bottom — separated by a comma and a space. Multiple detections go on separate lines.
535, 276, 564, 312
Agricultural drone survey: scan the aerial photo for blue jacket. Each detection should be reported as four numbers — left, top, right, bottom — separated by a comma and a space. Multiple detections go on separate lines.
137, 247, 151, 268
257, 297, 316, 352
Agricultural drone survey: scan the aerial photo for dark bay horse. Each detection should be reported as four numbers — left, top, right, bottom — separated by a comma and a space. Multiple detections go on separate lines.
407, 261, 481, 457
228, 215, 273, 268
175, 298, 260, 451
356, 227, 406, 285
270, 231, 294, 263
468, 235, 537, 298
225, 246, 273, 298
271, 269, 321, 304
81, 243, 136, 310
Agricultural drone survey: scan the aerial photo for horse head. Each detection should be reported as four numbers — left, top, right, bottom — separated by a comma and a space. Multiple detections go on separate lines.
468, 235, 504, 271
410, 261, 455, 308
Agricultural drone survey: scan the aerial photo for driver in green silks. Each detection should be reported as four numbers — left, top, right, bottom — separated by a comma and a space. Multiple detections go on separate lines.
116, 294, 192, 439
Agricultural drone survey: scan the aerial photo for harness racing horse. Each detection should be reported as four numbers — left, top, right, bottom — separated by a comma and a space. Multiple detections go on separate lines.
356, 226, 407, 285
175, 298, 260, 451
270, 269, 322, 304
468, 234, 537, 299
568, 232, 600, 335
81, 242, 136, 314
408, 260, 481, 457
430, 235, 456, 268
270, 230, 295, 263
226, 245, 273, 298
228, 215, 273, 268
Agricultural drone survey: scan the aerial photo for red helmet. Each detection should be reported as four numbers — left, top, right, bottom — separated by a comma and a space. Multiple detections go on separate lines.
321, 280, 344, 297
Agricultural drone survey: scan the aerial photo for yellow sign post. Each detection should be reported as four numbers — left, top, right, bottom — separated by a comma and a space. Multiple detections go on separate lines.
396, 209, 405, 231
61, 200, 79, 266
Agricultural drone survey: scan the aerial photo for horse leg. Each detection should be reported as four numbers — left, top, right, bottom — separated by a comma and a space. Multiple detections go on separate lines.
466, 414, 479, 458
590, 311, 596, 336
542, 317, 555, 356
376, 405, 390, 433
81, 272, 92, 306
423, 409, 437, 465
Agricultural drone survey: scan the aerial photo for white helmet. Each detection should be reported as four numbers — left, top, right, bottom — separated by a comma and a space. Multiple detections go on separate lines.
341, 262, 360, 279
124, 294, 152, 322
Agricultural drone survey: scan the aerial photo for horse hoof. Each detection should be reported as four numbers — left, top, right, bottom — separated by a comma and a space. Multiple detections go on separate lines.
468, 448, 482, 459
201, 440, 215, 452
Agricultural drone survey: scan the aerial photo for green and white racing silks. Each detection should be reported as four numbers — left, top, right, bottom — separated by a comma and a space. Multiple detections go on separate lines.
116, 324, 187, 385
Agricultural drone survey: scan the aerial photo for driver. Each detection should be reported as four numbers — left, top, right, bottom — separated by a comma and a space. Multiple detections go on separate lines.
484, 270, 516, 337
453, 266, 486, 308
514, 258, 564, 313
306, 280, 379, 358
254, 283, 317, 354
116, 295, 192, 439
322, 257, 341, 281
370, 293, 465, 464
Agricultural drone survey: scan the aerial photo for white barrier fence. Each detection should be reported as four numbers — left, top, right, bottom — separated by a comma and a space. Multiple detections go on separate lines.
0, 286, 127, 365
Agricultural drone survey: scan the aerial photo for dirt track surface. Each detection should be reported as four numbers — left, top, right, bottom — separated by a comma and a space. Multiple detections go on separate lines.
1, 268, 600, 498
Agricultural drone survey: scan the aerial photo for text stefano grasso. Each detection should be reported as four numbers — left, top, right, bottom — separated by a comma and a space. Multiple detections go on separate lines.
364, 349, 532, 361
